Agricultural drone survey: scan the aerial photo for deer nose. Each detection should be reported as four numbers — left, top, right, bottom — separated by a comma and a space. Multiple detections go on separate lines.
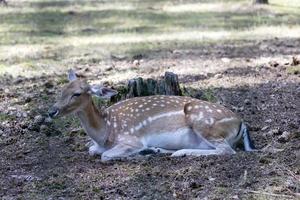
48, 106, 59, 118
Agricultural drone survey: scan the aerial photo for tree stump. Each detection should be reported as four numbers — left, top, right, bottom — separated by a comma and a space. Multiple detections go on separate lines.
111, 72, 182, 103
126, 72, 182, 98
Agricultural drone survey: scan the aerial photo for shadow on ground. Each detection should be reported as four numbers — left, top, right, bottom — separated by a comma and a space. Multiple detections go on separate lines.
0, 64, 299, 199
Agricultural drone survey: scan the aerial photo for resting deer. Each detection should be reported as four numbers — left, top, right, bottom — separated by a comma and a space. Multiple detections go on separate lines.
48, 70, 255, 162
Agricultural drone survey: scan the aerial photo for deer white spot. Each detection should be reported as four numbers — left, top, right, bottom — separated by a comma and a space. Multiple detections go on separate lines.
187, 106, 192, 111
106, 121, 111, 126
207, 109, 213, 113
217, 109, 222, 113
153, 103, 157, 106
197, 112, 204, 120
218, 117, 235, 123
194, 105, 199, 109
190, 114, 197, 121
130, 128, 134, 134
135, 109, 139, 112
114, 122, 117, 128
205, 106, 209, 109
142, 120, 147, 126
147, 116, 153, 122
134, 123, 143, 131
146, 108, 150, 111
139, 105, 143, 108
160, 104, 165, 107
205, 118, 214, 125
147, 111, 184, 123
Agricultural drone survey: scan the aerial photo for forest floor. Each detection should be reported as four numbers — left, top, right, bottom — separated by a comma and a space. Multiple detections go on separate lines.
0, 0, 300, 199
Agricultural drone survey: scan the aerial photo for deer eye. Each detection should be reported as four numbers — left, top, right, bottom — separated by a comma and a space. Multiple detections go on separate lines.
72, 93, 81, 98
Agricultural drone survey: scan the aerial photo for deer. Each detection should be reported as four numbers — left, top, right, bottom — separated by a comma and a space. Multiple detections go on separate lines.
48, 70, 255, 162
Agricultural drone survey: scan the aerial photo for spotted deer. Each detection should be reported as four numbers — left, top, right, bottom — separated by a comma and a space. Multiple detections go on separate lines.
48, 70, 255, 162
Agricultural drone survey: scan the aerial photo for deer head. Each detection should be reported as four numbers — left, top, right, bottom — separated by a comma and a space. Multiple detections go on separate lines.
48, 69, 118, 118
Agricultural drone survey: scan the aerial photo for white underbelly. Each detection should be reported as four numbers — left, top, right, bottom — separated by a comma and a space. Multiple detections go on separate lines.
141, 127, 213, 150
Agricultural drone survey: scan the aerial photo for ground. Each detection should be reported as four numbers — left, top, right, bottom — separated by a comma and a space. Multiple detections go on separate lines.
0, 0, 299, 199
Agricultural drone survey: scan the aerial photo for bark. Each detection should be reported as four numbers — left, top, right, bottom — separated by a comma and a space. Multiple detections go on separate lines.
126, 72, 182, 98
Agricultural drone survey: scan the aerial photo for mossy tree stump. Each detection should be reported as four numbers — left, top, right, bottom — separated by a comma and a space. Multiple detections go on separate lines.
126, 72, 182, 98
111, 72, 182, 103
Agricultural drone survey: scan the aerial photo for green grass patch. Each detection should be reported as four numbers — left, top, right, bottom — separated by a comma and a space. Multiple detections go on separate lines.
287, 65, 300, 75
0, 0, 300, 76
0, 113, 15, 121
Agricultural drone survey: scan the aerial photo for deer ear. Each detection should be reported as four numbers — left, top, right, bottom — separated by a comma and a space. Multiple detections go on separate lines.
68, 69, 77, 82
89, 85, 118, 98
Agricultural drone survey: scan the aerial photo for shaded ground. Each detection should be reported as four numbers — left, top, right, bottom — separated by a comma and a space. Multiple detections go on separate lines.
0, 0, 300, 199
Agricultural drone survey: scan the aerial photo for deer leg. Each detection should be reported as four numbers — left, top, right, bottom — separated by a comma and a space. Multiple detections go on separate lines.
171, 143, 235, 157
101, 144, 141, 162
88, 140, 106, 156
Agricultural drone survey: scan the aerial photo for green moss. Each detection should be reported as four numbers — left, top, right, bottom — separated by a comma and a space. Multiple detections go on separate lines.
287, 65, 300, 75
0, 113, 15, 121
182, 86, 217, 103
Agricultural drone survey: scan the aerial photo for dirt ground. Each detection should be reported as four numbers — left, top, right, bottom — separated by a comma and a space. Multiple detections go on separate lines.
0, 37, 299, 199
1, 0, 300, 199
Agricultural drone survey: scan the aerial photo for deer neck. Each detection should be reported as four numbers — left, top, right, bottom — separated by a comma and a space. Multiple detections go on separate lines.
76, 97, 107, 146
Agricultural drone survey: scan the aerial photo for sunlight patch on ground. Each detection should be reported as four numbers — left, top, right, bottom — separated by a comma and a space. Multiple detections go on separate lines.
163, 2, 252, 13
0, 1, 135, 14
51, 25, 300, 46
0, 45, 45, 61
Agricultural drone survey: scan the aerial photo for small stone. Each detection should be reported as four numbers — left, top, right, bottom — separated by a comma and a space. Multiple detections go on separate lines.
33, 115, 45, 125
221, 57, 230, 63
16, 112, 22, 118
40, 125, 48, 132
269, 61, 279, 67
244, 99, 251, 105
44, 117, 53, 123
24, 96, 32, 103
278, 131, 294, 143
268, 128, 282, 136
13, 78, 23, 84
214, 73, 222, 79
105, 66, 114, 71
44, 81, 54, 89
265, 119, 272, 123
133, 60, 140, 66
261, 126, 269, 131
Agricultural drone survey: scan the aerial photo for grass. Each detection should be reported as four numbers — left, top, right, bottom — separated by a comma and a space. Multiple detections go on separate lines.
0, 0, 300, 76
287, 65, 300, 75
0, 113, 15, 121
